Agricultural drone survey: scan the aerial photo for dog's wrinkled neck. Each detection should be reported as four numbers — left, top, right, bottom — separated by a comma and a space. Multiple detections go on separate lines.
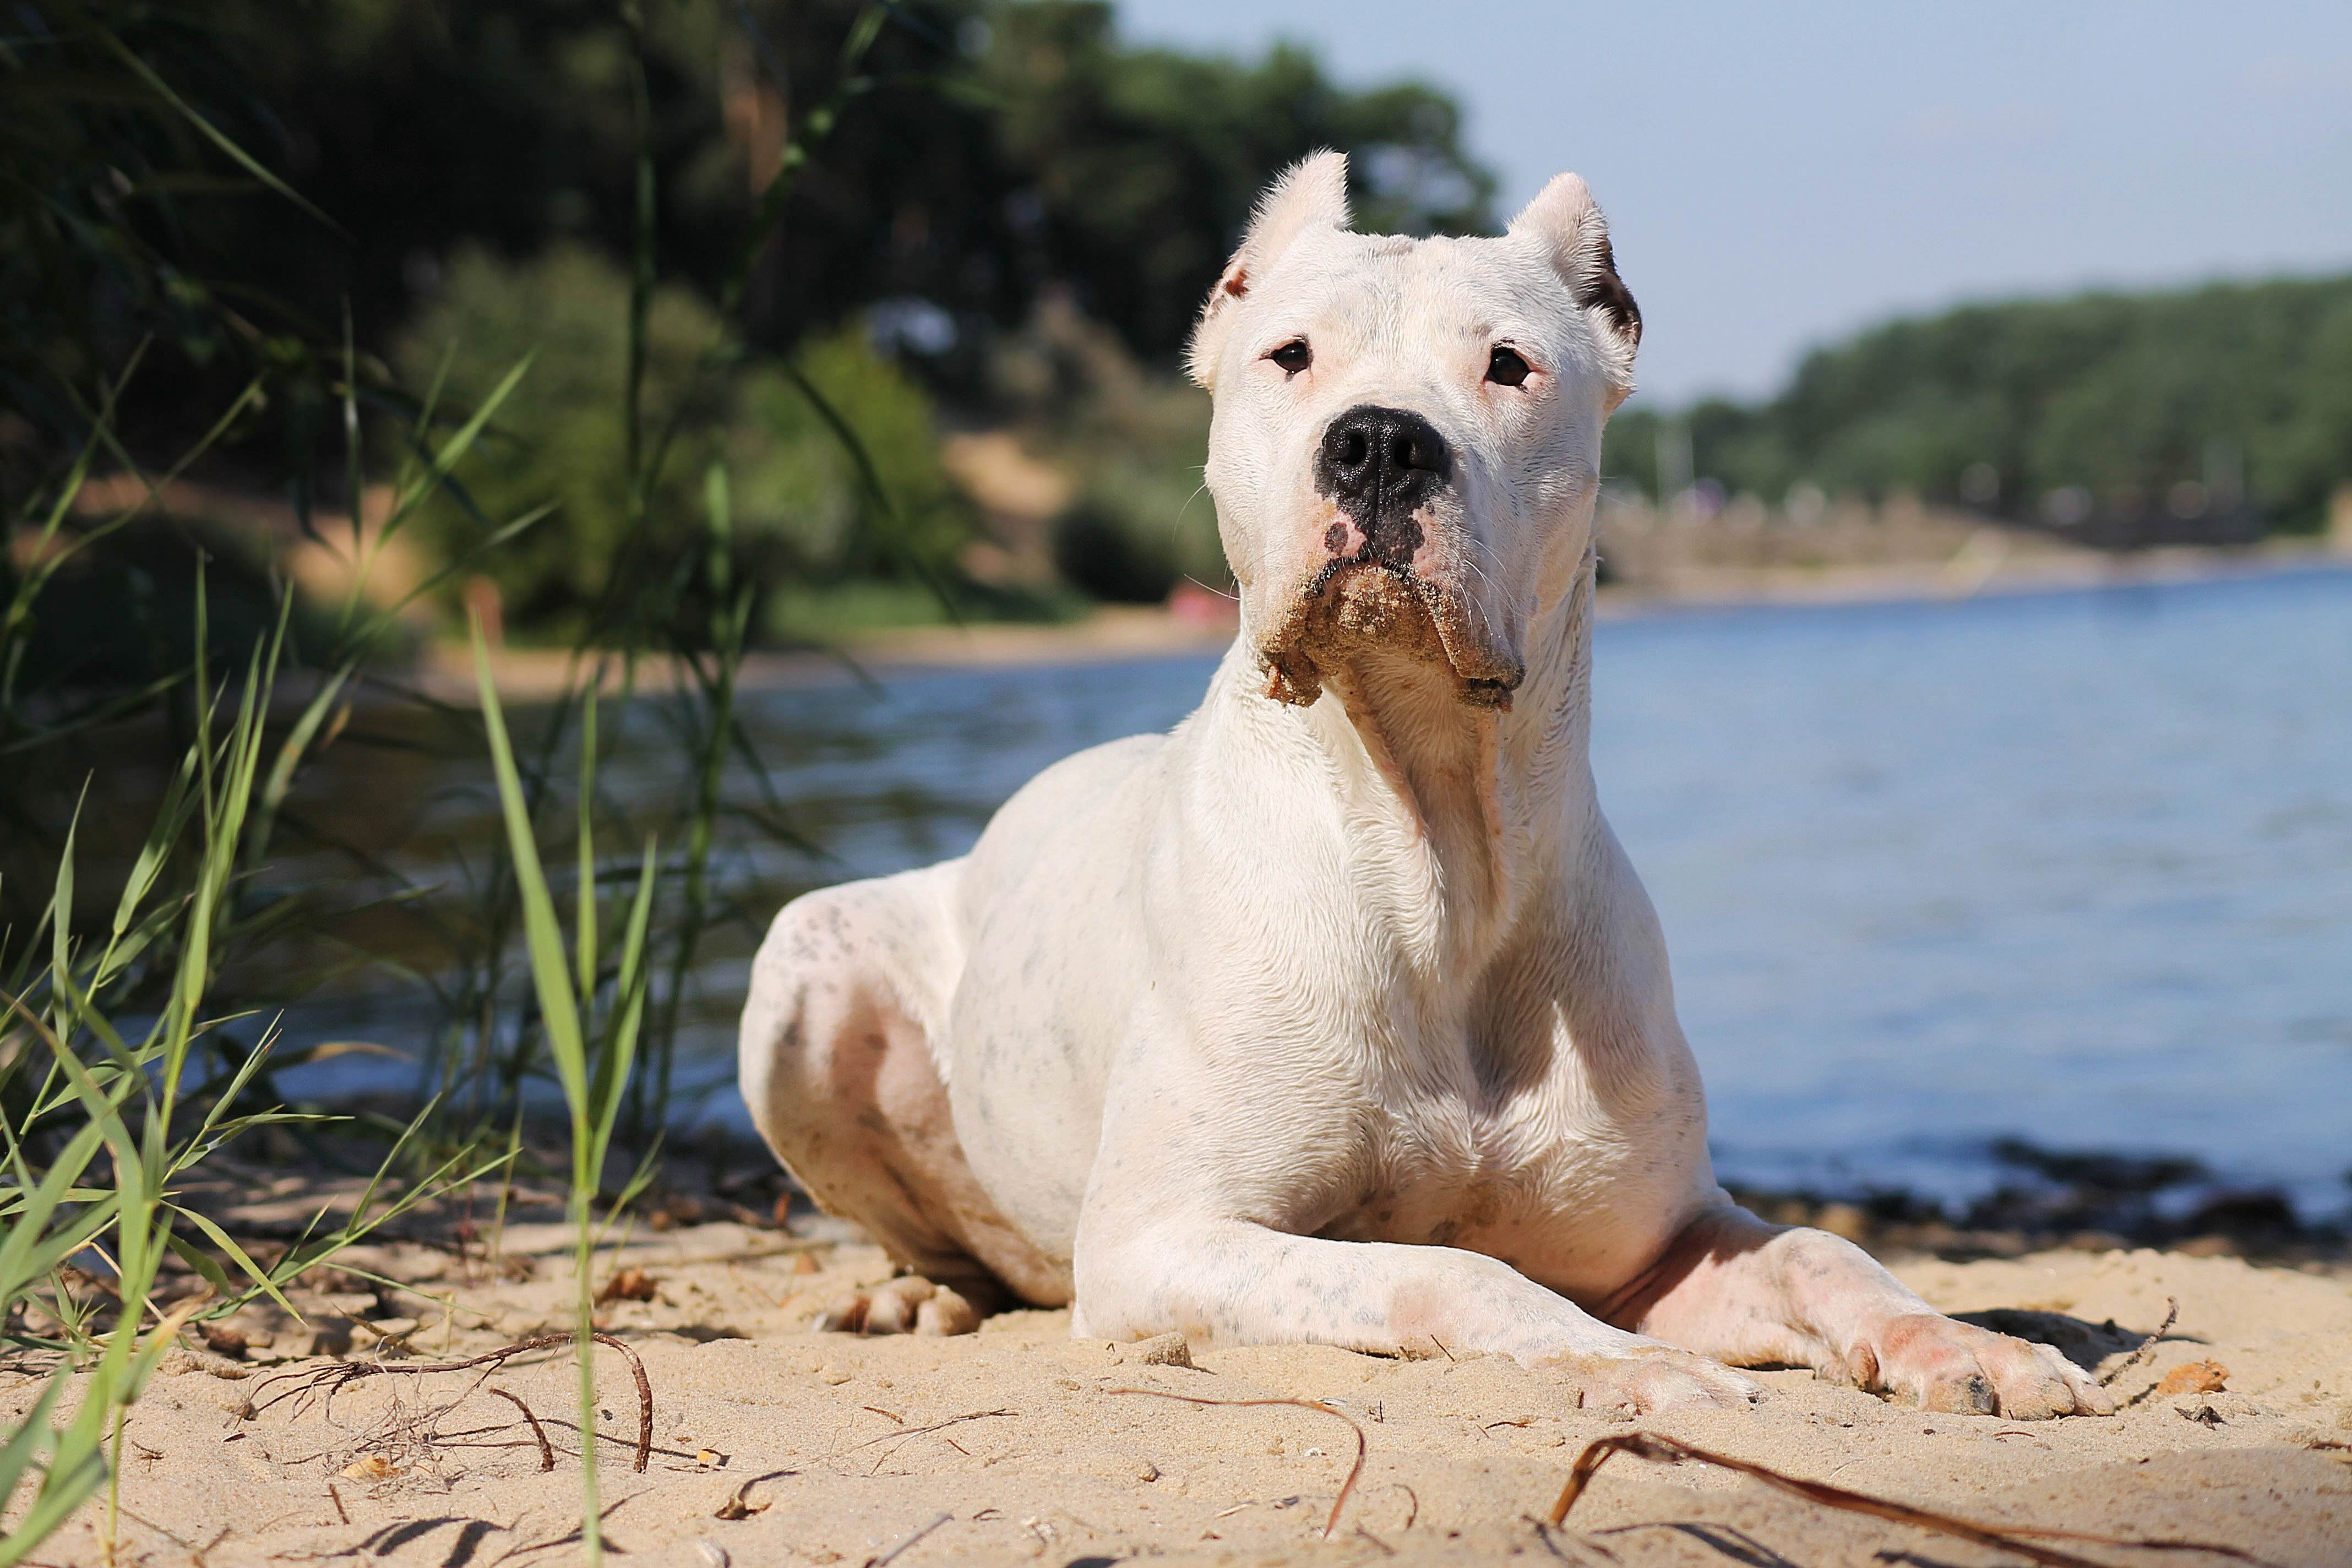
1296, 552, 1597, 928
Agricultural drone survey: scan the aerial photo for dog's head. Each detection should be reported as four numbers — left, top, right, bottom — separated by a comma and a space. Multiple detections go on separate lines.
1190, 153, 1639, 710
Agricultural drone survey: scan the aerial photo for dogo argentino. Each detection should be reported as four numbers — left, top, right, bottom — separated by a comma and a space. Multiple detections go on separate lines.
739, 154, 2110, 1417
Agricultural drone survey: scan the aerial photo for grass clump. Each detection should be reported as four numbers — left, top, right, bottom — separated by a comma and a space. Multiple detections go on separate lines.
474, 642, 657, 1563
1, 584, 483, 1564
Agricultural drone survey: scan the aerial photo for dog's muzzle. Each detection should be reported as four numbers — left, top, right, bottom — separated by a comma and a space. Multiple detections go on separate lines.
1255, 405, 1523, 710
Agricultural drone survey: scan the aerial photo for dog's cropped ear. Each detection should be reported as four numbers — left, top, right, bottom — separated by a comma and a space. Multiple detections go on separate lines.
1187, 150, 1352, 389
1510, 173, 1641, 406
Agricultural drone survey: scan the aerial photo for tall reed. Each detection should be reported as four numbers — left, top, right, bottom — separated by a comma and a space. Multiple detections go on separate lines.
473, 634, 657, 1564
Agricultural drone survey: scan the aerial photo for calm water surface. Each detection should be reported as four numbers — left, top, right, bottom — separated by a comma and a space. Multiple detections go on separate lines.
290, 565, 2352, 1216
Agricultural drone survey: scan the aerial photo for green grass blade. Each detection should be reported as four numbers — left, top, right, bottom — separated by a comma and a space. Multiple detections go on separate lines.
0, 1368, 69, 1508
387, 353, 536, 529
0, 1364, 105, 1568
0, 1117, 112, 1305
589, 837, 658, 1178
95, 745, 199, 987
168, 1205, 301, 1319
45, 784, 86, 1036
471, 625, 588, 1126
248, 662, 354, 868
76, 9, 348, 239
378, 502, 557, 622
576, 687, 599, 996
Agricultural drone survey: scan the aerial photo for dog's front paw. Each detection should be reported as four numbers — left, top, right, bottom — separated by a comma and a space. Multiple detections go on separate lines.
1543, 1347, 1765, 1415
1848, 1313, 2111, 1419
812, 1275, 980, 1336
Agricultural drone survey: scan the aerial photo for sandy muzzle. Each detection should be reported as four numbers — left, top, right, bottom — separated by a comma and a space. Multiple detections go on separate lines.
1257, 553, 1525, 710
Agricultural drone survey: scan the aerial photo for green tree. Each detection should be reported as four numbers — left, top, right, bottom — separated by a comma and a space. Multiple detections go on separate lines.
1626, 275, 2352, 533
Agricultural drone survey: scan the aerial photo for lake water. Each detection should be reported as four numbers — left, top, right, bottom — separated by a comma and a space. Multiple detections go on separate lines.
283, 564, 2352, 1221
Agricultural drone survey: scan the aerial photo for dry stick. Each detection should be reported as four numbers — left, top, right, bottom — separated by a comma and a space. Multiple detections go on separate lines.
1545, 1431, 2278, 1568
835, 1408, 1017, 1476
243, 1331, 654, 1473
489, 1387, 556, 1472
1109, 1387, 1367, 1540
865, 1511, 950, 1568
2100, 1297, 2181, 1388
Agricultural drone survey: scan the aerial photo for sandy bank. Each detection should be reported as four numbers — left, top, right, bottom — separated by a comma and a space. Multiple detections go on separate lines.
415, 543, 2352, 705
13, 1206, 2348, 1566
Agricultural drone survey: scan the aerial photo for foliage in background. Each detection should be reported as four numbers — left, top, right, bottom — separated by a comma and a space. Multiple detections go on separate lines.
0, 1, 362, 713
978, 0, 1494, 358
0, 2, 331, 498
185, 0, 1494, 385
391, 244, 732, 625
736, 330, 968, 584
387, 244, 971, 631
1605, 275, 2352, 530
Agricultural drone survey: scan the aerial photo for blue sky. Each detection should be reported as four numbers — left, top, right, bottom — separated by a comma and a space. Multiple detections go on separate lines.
1115, 1, 2352, 407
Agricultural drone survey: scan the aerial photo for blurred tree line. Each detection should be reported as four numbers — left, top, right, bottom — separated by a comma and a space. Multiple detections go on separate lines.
213, 0, 1490, 374
1604, 276, 2352, 533
3, 0, 1495, 640
10, 0, 2349, 664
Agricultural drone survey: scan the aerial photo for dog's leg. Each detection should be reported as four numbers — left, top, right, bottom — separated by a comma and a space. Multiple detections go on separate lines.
1599, 1203, 2111, 1418
1074, 1217, 1763, 1414
740, 862, 1022, 1335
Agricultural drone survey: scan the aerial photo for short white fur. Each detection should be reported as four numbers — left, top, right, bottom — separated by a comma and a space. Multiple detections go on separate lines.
738, 154, 2113, 1420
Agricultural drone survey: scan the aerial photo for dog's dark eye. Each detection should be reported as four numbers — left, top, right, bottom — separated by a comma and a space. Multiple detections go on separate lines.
1268, 339, 1313, 376
1487, 346, 1532, 387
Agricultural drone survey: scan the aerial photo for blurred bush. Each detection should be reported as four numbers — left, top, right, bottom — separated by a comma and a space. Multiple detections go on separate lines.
394, 244, 727, 624
394, 244, 968, 635
3, 511, 339, 692
734, 331, 967, 581
1052, 455, 1223, 604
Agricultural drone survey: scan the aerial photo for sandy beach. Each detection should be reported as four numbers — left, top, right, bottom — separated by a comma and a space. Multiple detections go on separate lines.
12, 1177, 2348, 1568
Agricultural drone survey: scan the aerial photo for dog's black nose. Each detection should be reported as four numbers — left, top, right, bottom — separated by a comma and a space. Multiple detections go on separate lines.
1314, 405, 1450, 564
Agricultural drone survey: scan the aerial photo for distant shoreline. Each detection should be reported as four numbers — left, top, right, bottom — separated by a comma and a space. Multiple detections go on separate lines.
420, 538, 2352, 703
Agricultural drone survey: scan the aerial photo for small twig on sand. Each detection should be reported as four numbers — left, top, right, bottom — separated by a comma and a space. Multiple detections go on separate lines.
837, 1409, 1016, 1474
1109, 1387, 1366, 1540
2100, 1297, 2181, 1388
242, 1331, 654, 1473
489, 1387, 556, 1471
865, 1511, 950, 1568
1546, 1431, 2277, 1568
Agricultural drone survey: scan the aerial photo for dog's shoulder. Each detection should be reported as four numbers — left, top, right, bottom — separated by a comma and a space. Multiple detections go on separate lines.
966, 729, 1170, 883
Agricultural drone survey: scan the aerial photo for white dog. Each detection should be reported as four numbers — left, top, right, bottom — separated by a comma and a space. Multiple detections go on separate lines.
739, 154, 2110, 1418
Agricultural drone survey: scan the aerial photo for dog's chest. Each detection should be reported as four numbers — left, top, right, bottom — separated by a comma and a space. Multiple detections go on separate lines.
1311, 1013, 1703, 1298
